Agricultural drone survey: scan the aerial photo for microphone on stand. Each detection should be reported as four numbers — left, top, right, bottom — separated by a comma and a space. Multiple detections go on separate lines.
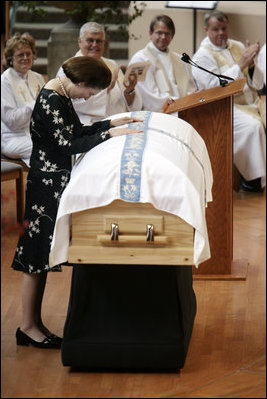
181, 52, 234, 87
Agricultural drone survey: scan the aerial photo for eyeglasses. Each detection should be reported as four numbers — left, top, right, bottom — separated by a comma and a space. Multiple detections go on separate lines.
13, 51, 33, 59
83, 38, 105, 45
153, 31, 172, 38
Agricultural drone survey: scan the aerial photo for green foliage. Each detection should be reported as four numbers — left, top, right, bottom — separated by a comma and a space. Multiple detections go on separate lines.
19, 1, 48, 17
18, 1, 146, 37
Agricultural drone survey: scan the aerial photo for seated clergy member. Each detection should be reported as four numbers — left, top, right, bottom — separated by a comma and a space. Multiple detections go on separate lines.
257, 43, 266, 95
192, 10, 266, 192
57, 22, 142, 125
1, 32, 45, 167
128, 14, 197, 112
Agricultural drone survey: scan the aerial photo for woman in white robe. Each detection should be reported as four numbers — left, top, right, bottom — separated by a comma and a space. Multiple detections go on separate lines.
1, 32, 45, 167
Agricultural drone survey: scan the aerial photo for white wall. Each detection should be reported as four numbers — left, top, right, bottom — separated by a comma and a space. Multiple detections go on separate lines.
129, 1, 266, 59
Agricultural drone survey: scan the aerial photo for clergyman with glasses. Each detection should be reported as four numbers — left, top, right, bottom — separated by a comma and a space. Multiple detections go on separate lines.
57, 22, 142, 125
128, 15, 197, 112
1, 32, 45, 166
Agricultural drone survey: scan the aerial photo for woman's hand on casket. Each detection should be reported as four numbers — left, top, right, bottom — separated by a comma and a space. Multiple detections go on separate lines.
109, 117, 143, 136
110, 116, 143, 127
109, 127, 143, 137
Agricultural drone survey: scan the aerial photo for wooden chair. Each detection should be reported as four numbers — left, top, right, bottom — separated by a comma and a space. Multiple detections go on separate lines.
1, 161, 25, 224
1, 154, 29, 172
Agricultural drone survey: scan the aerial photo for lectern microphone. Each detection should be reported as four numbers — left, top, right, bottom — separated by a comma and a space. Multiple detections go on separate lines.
181, 52, 234, 87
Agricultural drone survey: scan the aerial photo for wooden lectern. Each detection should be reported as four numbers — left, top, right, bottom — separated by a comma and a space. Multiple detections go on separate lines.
162, 79, 248, 280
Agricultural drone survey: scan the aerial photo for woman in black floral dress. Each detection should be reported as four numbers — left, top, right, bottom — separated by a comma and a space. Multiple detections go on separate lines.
11, 56, 143, 348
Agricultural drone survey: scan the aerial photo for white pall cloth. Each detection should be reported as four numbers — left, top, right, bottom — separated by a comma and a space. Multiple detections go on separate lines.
49, 111, 213, 267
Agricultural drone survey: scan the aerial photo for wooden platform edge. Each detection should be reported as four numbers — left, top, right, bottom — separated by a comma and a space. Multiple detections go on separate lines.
193, 258, 248, 281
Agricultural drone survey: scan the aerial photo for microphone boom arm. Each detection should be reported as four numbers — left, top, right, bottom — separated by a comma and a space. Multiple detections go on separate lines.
181, 53, 234, 87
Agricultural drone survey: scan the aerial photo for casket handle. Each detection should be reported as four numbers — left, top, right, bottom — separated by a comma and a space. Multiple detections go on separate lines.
97, 222, 168, 245
111, 223, 119, 241
97, 235, 168, 245
146, 224, 154, 241
97, 233, 168, 246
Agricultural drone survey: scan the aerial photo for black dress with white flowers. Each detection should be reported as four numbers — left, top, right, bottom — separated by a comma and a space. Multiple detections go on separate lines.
11, 88, 111, 274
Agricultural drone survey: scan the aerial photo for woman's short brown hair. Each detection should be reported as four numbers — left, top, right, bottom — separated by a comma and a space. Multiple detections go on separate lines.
62, 56, 112, 89
3, 32, 37, 69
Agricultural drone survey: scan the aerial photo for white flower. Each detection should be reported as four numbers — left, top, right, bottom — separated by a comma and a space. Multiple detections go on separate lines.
100, 131, 109, 139
66, 125, 73, 134
16, 246, 23, 256
125, 178, 136, 185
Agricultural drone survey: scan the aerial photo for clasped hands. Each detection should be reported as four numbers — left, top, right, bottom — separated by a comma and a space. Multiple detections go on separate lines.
109, 116, 143, 137
239, 40, 260, 70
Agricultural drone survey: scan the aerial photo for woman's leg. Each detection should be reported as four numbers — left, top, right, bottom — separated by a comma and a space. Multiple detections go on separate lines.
20, 272, 48, 342
34, 272, 54, 336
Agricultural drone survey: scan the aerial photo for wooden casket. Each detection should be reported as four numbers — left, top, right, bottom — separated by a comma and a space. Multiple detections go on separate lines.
50, 111, 212, 269
49, 111, 212, 370
68, 199, 194, 266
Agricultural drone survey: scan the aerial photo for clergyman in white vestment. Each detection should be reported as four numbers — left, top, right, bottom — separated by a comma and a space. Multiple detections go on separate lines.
57, 22, 142, 126
192, 11, 266, 192
128, 14, 197, 113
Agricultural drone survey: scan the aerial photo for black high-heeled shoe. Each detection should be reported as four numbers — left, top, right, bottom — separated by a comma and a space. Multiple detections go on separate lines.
46, 333, 63, 345
16, 328, 61, 349
38, 325, 63, 345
